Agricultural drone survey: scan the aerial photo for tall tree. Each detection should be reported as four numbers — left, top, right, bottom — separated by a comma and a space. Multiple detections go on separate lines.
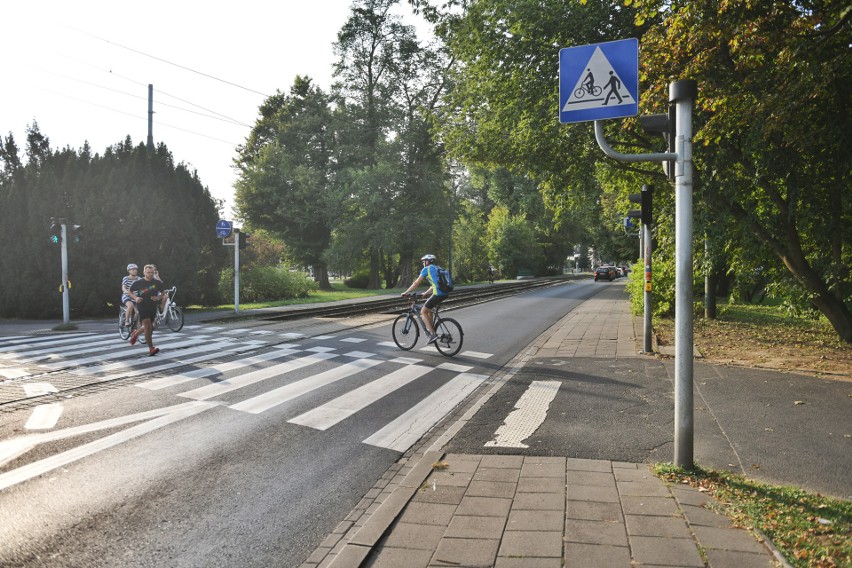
634, 0, 852, 341
235, 77, 335, 289
0, 127, 227, 317
333, 0, 451, 289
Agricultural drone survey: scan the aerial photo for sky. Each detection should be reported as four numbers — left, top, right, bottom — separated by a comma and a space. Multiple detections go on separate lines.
2, 1, 430, 219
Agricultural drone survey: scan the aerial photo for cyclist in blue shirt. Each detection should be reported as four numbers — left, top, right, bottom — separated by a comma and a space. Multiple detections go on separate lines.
401, 254, 449, 344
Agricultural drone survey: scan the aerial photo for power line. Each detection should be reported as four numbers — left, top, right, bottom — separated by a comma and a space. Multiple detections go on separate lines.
24, 85, 241, 147
68, 26, 272, 99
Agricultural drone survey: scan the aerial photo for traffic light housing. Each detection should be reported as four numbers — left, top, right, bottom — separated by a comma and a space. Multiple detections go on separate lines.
639, 111, 675, 181
238, 232, 251, 249
70, 224, 82, 243
49, 220, 62, 245
628, 185, 653, 226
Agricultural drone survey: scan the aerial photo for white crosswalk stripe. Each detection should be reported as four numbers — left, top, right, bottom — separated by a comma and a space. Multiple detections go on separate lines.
137, 346, 302, 390
364, 372, 488, 451
0, 333, 100, 355
230, 357, 384, 414
288, 364, 434, 431
179, 352, 339, 401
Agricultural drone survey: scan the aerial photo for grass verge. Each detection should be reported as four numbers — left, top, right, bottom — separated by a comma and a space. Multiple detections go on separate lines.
654, 300, 851, 380
654, 463, 851, 567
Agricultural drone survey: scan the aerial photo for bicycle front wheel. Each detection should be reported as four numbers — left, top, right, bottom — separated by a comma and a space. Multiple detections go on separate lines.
434, 318, 463, 357
392, 314, 419, 351
118, 307, 131, 340
166, 306, 184, 332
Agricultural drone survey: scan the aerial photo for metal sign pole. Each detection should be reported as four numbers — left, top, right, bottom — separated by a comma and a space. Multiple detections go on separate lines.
60, 222, 70, 324
671, 80, 697, 469
234, 231, 241, 314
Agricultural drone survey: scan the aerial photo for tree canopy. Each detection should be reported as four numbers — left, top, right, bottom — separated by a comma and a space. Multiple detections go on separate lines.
0, 125, 227, 318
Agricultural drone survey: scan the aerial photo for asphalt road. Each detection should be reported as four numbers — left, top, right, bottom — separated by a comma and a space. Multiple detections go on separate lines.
0, 280, 607, 567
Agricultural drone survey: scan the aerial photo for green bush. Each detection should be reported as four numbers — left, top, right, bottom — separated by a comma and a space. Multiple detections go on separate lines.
626, 256, 676, 317
344, 270, 370, 289
218, 266, 317, 302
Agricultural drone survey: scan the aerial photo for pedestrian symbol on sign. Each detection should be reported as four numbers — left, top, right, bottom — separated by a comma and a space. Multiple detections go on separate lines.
558, 38, 638, 124
562, 46, 635, 113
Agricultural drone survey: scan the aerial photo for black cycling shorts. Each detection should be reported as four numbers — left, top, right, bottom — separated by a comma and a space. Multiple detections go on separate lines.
424, 294, 446, 310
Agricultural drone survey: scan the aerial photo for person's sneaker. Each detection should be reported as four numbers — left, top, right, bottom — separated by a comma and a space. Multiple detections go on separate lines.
427, 333, 439, 344
129, 328, 140, 346
149, 347, 160, 356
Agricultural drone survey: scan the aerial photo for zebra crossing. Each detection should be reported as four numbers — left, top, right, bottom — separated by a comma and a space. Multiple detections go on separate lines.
0, 324, 496, 456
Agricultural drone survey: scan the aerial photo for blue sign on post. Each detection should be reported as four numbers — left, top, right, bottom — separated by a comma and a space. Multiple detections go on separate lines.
216, 219, 233, 238
559, 38, 639, 124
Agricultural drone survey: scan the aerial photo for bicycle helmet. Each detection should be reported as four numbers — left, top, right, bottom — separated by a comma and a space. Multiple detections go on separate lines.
420, 254, 436, 263
127, 263, 138, 271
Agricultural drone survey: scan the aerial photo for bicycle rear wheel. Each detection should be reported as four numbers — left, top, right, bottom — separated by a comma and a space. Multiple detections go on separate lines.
392, 314, 419, 350
434, 318, 463, 357
166, 306, 184, 332
118, 307, 131, 340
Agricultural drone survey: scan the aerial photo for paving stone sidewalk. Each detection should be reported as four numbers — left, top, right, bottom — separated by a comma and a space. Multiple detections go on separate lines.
302, 284, 787, 568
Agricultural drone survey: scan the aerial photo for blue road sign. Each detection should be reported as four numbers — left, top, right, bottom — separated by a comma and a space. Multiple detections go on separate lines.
216, 219, 233, 238
559, 38, 639, 124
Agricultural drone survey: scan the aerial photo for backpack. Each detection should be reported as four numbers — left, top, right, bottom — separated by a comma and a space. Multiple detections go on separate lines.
436, 266, 454, 293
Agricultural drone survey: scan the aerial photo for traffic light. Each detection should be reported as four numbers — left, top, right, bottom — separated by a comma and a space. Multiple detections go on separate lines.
238, 232, 251, 249
639, 112, 675, 180
49, 220, 62, 245
628, 185, 653, 226
70, 224, 82, 243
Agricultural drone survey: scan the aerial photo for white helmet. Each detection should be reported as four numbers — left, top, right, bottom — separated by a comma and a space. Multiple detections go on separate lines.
420, 254, 436, 263
127, 263, 138, 271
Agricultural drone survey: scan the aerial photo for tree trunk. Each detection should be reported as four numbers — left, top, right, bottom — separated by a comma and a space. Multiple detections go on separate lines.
728, 201, 852, 343
368, 246, 381, 290
314, 263, 331, 291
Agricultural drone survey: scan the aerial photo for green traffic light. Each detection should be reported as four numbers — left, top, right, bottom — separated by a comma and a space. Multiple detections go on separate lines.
50, 235, 60, 244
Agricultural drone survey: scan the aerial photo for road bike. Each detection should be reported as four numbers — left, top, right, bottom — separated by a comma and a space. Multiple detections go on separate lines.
392, 293, 463, 357
574, 83, 602, 98
118, 286, 184, 339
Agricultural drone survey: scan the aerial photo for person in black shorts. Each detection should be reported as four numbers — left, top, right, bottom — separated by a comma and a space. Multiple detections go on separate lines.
129, 264, 163, 355
400, 254, 450, 344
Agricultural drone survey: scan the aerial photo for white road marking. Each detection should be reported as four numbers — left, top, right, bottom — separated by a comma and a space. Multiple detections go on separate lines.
364, 372, 488, 452
461, 351, 494, 359
71, 341, 263, 377
1, 337, 116, 361
0, 367, 30, 379
23, 383, 58, 397
179, 352, 339, 400
0, 401, 219, 490
230, 358, 384, 414
289, 364, 433, 431
376, 341, 397, 348
137, 349, 301, 390
485, 380, 561, 448
0, 333, 99, 354
389, 357, 422, 365
437, 363, 473, 373
40, 336, 215, 369
340, 337, 367, 343
25, 403, 64, 430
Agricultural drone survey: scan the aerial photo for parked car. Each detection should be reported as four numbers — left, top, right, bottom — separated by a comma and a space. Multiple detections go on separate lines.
594, 266, 616, 282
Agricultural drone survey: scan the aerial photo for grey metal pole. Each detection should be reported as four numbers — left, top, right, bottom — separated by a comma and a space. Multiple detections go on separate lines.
60, 222, 70, 324
671, 79, 697, 469
234, 230, 241, 314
